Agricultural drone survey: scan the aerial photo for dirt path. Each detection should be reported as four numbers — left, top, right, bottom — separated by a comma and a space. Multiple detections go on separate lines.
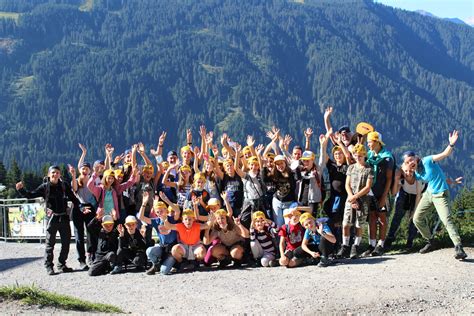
0, 243, 472, 314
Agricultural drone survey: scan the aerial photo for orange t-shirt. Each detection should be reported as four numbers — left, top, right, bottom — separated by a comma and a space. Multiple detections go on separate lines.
175, 222, 201, 245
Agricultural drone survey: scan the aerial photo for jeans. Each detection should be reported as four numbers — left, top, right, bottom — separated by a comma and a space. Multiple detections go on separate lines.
272, 197, 294, 228
72, 208, 95, 262
413, 190, 461, 246
146, 244, 176, 275
387, 189, 418, 244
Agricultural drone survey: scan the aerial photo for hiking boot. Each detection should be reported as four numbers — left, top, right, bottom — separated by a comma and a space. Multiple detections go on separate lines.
350, 245, 360, 259
454, 245, 467, 260
361, 245, 375, 257
79, 261, 89, 271
317, 256, 330, 267
110, 265, 123, 275
146, 263, 159, 275
419, 240, 435, 254
46, 266, 55, 276
336, 245, 350, 259
371, 245, 385, 256
57, 264, 73, 273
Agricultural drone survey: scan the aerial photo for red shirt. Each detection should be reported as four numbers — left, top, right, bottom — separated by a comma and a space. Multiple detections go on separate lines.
279, 223, 304, 251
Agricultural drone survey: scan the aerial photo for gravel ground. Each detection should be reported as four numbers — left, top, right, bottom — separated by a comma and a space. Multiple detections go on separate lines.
0, 242, 473, 315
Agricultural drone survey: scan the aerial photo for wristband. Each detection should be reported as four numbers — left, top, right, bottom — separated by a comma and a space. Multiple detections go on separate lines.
449, 143, 455, 148
141, 204, 147, 207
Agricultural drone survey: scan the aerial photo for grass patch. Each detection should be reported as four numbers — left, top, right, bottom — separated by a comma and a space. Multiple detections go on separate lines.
0, 285, 123, 313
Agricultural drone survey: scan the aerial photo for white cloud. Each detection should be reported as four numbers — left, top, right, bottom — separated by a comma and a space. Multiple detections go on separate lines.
464, 16, 474, 26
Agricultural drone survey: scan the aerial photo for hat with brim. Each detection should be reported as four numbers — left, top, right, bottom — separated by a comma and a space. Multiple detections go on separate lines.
102, 215, 114, 224
356, 122, 374, 136
125, 215, 137, 225
300, 151, 315, 161
274, 155, 286, 163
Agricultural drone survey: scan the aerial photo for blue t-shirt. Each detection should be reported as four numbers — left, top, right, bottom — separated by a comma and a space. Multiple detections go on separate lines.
415, 156, 448, 194
304, 222, 332, 245
150, 216, 177, 245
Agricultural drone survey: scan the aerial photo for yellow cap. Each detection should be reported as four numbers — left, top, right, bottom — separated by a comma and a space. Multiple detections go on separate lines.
182, 209, 195, 218
352, 144, 367, 156
125, 215, 137, 224
242, 146, 252, 154
265, 152, 276, 159
284, 209, 301, 218
367, 131, 385, 146
193, 172, 205, 182
103, 169, 115, 178
214, 209, 228, 217
161, 161, 169, 169
252, 211, 266, 220
208, 198, 220, 206
180, 165, 192, 173
114, 169, 124, 177
221, 147, 228, 155
223, 158, 234, 166
181, 145, 192, 153
142, 164, 154, 174
356, 122, 374, 136
247, 156, 259, 164
102, 215, 114, 225
153, 200, 167, 209
299, 212, 315, 225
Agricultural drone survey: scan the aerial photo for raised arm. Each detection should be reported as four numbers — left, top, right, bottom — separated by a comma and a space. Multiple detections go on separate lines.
234, 146, 246, 178
221, 191, 233, 217
158, 191, 181, 221
77, 143, 87, 170
162, 164, 178, 188
323, 106, 333, 134
220, 133, 236, 157
432, 130, 458, 162
213, 157, 224, 180
138, 142, 153, 166
334, 131, 353, 164
104, 143, 114, 170
234, 216, 250, 238
304, 128, 313, 151
319, 133, 330, 168
68, 164, 78, 193
138, 191, 152, 225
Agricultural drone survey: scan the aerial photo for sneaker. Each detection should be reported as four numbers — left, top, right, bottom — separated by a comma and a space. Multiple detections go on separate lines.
79, 261, 89, 271
317, 256, 330, 267
371, 245, 385, 256
57, 264, 73, 273
361, 245, 375, 257
268, 259, 278, 267
454, 245, 467, 260
46, 266, 55, 276
110, 265, 123, 275
218, 257, 232, 268
350, 245, 360, 259
336, 245, 350, 259
146, 263, 159, 275
419, 240, 435, 254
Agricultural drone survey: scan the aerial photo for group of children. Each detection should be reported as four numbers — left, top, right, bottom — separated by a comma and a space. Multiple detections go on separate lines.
16, 108, 468, 276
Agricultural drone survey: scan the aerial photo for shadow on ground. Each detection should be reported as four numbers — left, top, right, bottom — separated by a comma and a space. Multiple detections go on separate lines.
0, 257, 42, 272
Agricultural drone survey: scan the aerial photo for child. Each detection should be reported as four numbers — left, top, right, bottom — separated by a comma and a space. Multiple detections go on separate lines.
278, 209, 305, 268
162, 209, 211, 271
297, 213, 336, 267
337, 144, 374, 259
162, 164, 192, 209
188, 172, 210, 216
194, 192, 233, 222
138, 191, 180, 275
114, 215, 147, 274
250, 211, 278, 267
203, 209, 249, 267
88, 214, 120, 276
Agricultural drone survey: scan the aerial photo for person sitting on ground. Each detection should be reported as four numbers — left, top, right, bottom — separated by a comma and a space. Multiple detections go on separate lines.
88, 214, 120, 276
406, 130, 467, 260
139, 191, 181, 275
296, 213, 336, 267
113, 215, 147, 274
249, 211, 278, 267
162, 209, 212, 272
203, 209, 250, 267
278, 209, 305, 268
337, 144, 374, 259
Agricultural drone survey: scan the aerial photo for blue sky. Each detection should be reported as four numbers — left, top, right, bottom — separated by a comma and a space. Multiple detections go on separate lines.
375, 0, 474, 24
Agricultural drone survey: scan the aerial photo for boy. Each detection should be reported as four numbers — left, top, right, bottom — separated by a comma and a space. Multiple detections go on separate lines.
114, 215, 147, 274
16, 165, 80, 275
337, 144, 374, 259
278, 209, 305, 268
88, 214, 120, 276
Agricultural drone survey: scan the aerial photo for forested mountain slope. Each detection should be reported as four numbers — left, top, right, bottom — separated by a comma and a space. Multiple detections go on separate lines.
0, 0, 472, 180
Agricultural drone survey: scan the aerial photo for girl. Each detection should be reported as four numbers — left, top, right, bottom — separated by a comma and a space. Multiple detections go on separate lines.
240, 155, 266, 229
249, 211, 278, 267
294, 149, 324, 215
261, 155, 297, 228
87, 168, 137, 221
278, 209, 305, 268
215, 156, 244, 217
194, 192, 233, 222
163, 164, 193, 209
187, 172, 210, 217
203, 209, 250, 267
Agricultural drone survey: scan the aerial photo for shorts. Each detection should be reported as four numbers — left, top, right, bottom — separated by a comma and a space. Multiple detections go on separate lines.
369, 196, 388, 213
177, 243, 205, 260
342, 197, 369, 228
